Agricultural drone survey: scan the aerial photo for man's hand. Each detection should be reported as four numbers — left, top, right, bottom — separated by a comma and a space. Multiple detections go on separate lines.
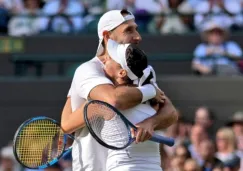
154, 87, 166, 104
132, 117, 155, 143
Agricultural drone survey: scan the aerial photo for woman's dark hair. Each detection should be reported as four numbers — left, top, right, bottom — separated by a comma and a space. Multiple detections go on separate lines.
125, 44, 153, 86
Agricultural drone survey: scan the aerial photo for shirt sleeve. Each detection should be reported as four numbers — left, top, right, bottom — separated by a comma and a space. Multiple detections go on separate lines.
226, 41, 243, 57
193, 44, 207, 64
67, 88, 72, 97
73, 61, 113, 99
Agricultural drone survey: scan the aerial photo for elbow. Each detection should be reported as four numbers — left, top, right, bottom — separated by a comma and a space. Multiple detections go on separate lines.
170, 109, 179, 124
61, 121, 73, 134
106, 95, 124, 110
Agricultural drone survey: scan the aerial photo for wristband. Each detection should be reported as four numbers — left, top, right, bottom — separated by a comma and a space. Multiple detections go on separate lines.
136, 84, 156, 103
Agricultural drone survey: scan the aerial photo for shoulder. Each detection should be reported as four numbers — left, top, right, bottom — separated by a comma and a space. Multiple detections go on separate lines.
195, 43, 207, 49
225, 41, 240, 47
75, 57, 102, 73
73, 57, 104, 80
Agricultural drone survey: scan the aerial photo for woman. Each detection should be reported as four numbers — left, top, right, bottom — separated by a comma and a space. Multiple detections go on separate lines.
103, 39, 167, 171
215, 127, 236, 163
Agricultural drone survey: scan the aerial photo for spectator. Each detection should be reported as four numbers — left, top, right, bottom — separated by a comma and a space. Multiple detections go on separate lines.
8, 0, 42, 36
106, 0, 135, 13
223, 154, 241, 171
40, 0, 85, 33
212, 164, 224, 171
166, 144, 191, 169
44, 163, 62, 171
227, 111, 243, 137
176, 0, 201, 14
193, 0, 243, 30
0, 0, 24, 33
0, 3, 9, 33
192, 20, 242, 76
199, 139, 223, 170
184, 158, 201, 171
161, 0, 190, 34
215, 127, 236, 163
148, 0, 190, 34
0, 145, 21, 171
194, 106, 215, 139
0, 0, 24, 14
164, 111, 191, 157
169, 156, 184, 171
133, 0, 167, 32
81, 0, 104, 15
227, 111, 243, 171
175, 144, 191, 161
188, 125, 209, 165
236, 135, 243, 171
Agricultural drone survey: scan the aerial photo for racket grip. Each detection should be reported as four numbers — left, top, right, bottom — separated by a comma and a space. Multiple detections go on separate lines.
150, 134, 175, 147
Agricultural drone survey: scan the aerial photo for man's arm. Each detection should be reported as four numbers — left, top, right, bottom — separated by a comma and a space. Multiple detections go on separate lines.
61, 84, 164, 134
89, 84, 142, 110
150, 96, 178, 130
75, 62, 161, 111
89, 84, 163, 110
134, 95, 178, 143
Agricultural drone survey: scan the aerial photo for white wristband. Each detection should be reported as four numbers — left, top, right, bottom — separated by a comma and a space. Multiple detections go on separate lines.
137, 84, 156, 103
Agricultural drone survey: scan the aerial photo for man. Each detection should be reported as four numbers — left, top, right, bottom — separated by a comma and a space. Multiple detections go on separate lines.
194, 106, 215, 139
61, 9, 177, 171
227, 111, 243, 171
188, 124, 209, 165
199, 139, 223, 171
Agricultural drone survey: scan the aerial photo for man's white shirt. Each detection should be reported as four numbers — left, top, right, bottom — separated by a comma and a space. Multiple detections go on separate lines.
68, 57, 113, 171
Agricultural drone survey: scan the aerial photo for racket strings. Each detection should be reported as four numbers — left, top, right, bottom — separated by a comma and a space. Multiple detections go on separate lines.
15, 119, 65, 167
87, 102, 131, 148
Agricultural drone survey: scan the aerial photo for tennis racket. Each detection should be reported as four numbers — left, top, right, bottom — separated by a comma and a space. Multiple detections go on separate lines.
84, 100, 175, 150
13, 116, 74, 169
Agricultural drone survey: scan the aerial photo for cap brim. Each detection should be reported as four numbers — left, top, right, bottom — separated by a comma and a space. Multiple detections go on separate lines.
96, 38, 104, 56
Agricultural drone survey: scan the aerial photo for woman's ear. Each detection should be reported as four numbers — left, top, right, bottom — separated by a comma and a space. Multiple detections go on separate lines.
118, 69, 127, 78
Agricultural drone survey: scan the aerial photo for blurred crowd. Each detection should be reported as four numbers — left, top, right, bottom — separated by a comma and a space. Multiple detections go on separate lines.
2, 0, 243, 36
0, 107, 243, 171
161, 107, 243, 171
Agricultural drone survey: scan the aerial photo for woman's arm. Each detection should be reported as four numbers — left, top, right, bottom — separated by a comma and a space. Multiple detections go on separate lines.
61, 97, 87, 134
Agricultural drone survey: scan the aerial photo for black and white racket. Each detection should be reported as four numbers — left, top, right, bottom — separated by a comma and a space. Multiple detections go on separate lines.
84, 100, 175, 150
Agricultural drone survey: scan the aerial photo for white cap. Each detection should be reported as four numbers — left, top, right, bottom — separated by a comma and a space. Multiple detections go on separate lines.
107, 39, 157, 86
96, 10, 135, 56
107, 39, 137, 80
202, 20, 226, 32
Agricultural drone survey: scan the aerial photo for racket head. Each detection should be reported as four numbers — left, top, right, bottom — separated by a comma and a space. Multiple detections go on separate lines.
13, 116, 67, 169
84, 100, 135, 150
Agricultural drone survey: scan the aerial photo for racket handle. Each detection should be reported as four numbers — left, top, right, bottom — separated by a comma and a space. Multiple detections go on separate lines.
150, 134, 175, 147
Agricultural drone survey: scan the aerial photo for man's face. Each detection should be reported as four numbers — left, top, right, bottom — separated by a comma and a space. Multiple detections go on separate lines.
190, 125, 208, 145
232, 122, 243, 136
109, 20, 142, 45
184, 160, 198, 171
195, 108, 212, 128
207, 29, 224, 45
199, 140, 215, 160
